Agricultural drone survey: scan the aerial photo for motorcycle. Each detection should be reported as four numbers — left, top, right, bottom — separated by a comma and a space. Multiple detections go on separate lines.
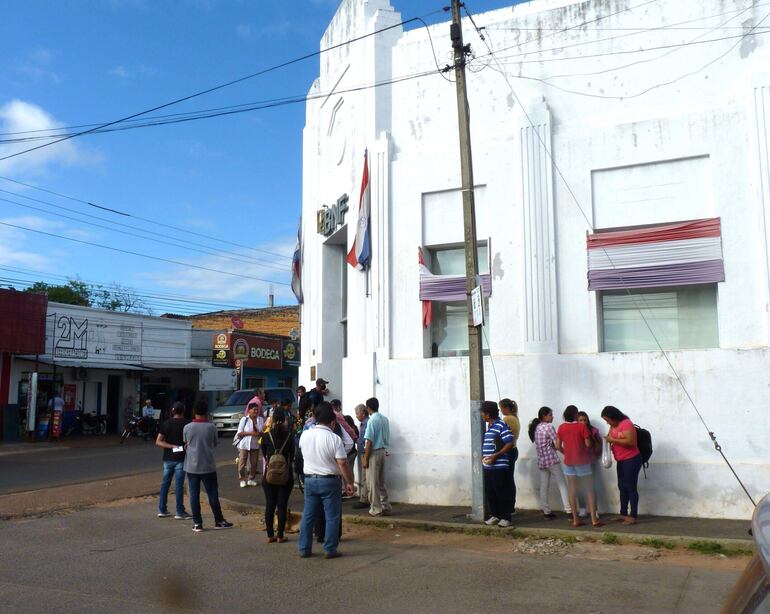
63, 409, 107, 436
120, 413, 156, 444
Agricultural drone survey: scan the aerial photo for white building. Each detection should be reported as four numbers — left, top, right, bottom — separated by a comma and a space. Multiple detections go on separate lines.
299, 0, 770, 519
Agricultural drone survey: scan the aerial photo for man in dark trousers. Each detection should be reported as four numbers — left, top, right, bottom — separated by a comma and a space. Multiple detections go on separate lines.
155, 402, 191, 519
183, 404, 233, 533
297, 402, 354, 559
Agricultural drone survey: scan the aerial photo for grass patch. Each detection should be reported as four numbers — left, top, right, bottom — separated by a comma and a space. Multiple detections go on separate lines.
686, 540, 753, 557
639, 538, 676, 550
602, 532, 619, 545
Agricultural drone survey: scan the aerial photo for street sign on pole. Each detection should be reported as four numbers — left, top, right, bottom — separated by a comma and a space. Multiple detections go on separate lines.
471, 286, 483, 327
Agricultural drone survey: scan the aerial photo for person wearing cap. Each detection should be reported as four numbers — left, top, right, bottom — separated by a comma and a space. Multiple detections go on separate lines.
306, 378, 329, 409
480, 401, 515, 527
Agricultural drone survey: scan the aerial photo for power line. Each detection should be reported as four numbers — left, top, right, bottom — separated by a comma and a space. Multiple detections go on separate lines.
463, 1, 759, 506
0, 191, 289, 272
0, 220, 290, 285
0, 10, 444, 164
0, 264, 271, 309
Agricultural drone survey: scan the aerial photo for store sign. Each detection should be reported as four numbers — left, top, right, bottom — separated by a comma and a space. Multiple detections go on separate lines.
282, 341, 300, 367
317, 193, 349, 236
212, 349, 230, 367
50, 312, 142, 363
211, 332, 284, 370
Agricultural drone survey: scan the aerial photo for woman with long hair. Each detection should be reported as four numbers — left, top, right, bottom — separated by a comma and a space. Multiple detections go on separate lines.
577, 410, 602, 518
499, 398, 520, 514
260, 408, 295, 543
601, 405, 642, 525
528, 407, 572, 520
556, 405, 601, 528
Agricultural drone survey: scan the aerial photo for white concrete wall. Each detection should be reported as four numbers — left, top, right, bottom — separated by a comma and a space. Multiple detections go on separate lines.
301, 0, 770, 519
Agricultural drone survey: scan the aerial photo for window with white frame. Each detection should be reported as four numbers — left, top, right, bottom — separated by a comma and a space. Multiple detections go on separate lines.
587, 217, 724, 353
428, 244, 490, 358
600, 285, 718, 352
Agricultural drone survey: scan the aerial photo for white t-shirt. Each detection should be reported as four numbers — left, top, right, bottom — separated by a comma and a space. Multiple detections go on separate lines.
236, 415, 264, 451
299, 424, 346, 475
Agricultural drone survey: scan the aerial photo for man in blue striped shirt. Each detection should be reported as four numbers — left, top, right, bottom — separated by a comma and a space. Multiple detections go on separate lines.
480, 401, 514, 527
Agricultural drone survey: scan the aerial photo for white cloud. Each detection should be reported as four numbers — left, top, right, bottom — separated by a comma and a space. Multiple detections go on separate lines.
0, 99, 103, 177
14, 48, 61, 84
143, 238, 296, 307
0, 215, 71, 272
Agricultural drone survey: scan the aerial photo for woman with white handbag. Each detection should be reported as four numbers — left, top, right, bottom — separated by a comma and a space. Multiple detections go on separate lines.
235, 402, 264, 488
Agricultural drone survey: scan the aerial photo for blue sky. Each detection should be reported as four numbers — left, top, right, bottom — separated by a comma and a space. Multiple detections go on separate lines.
0, 0, 512, 314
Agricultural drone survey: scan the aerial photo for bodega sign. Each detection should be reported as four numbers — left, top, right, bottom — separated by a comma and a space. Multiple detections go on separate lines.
212, 332, 283, 370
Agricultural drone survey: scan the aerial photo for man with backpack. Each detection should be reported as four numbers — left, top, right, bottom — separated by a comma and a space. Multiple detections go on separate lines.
297, 402, 354, 559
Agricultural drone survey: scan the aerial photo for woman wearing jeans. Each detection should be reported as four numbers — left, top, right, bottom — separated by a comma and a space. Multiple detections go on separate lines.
601, 405, 642, 525
260, 408, 294, 543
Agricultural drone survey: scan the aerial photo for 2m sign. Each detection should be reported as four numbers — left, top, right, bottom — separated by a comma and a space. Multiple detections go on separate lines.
54, 315, 88, 359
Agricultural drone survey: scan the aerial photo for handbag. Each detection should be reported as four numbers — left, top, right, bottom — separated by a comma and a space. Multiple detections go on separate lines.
601, 438, 613, 469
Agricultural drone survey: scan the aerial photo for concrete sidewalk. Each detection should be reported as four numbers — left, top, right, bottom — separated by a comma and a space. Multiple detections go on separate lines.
218, 476, 756, 548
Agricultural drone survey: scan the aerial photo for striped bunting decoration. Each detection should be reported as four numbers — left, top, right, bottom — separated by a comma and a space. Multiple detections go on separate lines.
587, 218, 724, 291
419, 271, 492, 302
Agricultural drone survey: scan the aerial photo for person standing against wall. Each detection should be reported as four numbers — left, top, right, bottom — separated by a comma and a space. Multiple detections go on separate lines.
480, 401, 515, 527
363, 397, 392, 517
155, 402, 191, 519
499, 398, 520, 514
528, 407, 572, 520
602, 405, 642, 525
352, 404, 369, 510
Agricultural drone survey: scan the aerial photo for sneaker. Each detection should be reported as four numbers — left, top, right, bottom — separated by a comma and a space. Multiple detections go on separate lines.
239, 480, 247, 488
246, 479, 257, 486
157, 512, 171, 518
174, 512, 192, 520
543, 512, 556, 520
484, 516, 500, 526
498, 519, 511, 528
578, 508, 588, 518
215, 520, 233, 529
192, 524, 204, 533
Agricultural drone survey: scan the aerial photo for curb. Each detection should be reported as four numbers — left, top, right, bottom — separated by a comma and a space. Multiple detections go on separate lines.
219, 498, 756, 552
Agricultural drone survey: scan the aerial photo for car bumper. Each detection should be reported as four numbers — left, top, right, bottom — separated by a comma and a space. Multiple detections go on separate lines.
210, 417, 240, 432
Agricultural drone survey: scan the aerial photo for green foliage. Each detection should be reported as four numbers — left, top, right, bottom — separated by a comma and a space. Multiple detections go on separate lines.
686, 540, 752, 557
602, 532, 619, 545
26, 280, 91, 306
640, 538, 676, 550
25, 279, 150, 314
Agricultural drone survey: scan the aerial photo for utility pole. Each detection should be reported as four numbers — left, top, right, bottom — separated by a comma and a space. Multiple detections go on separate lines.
450, 0, 485, 521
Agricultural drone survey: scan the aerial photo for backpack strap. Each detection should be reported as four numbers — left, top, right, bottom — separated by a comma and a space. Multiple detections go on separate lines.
269, 430, 290, 455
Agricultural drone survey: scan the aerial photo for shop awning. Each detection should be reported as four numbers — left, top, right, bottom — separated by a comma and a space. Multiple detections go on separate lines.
15, 356, 151, 371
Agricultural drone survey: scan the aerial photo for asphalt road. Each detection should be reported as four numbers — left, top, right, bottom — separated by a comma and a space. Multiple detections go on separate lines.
0, 437, 232, 494
0, 500, 741, 614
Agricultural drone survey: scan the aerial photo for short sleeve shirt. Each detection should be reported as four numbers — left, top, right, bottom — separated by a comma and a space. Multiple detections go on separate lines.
557, 422, 592, 466
299, 424, 346, 475
160, 418, 188, 462
610, 418, 640, 462
481, 419, 514, 471
534, 422, 559, 469
364, 412, 389, 450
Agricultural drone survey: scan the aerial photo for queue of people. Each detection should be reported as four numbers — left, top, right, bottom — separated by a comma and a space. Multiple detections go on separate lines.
481, 400, 644, 528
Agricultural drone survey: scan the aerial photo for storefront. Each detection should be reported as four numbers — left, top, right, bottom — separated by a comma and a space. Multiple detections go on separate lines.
211, 331, 299, 392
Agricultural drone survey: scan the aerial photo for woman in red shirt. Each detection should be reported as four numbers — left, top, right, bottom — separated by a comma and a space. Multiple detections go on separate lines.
556, 405, 602, 528
601, 405, 642, 525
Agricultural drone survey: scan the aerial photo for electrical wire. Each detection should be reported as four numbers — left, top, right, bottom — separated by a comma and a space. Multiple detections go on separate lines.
463, 1, 759, 506
0, 192, 289, 272
0, 220, 290, 285
0, 9, 447, 164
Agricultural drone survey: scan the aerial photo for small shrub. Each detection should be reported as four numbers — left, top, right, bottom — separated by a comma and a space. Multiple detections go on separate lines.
602, 532, 619, 545
687, 540, 724, 555
640, 538, 675, 550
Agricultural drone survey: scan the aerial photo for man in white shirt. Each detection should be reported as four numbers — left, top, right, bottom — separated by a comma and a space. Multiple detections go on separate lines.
297, 402, 354, 559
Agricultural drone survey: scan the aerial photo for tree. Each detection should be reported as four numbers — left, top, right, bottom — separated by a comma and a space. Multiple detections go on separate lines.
26, 280, 91, 306
25, 279, 151, 314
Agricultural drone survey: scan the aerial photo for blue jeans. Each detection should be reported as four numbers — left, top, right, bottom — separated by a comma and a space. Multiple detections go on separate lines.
159, 460, 186, 515
299, 476, 342, 555
187, 472, 225, 526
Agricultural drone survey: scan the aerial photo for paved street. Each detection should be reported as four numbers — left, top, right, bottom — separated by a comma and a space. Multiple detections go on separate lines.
0, 498, 743, 613
0, 437, 232, 495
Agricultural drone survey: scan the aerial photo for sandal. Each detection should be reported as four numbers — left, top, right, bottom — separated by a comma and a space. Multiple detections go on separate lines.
267, 536, 277, 543
572, 520, 585, 528
592, 520, 604, 528
276, 536, 287, 543
622, 518, 637, 525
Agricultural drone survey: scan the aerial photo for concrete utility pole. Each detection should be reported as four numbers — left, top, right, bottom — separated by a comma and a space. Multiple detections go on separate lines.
450, 0, 485, 521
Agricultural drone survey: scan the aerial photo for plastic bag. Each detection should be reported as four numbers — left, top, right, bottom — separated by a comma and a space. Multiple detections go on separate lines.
602, 438, 613, 469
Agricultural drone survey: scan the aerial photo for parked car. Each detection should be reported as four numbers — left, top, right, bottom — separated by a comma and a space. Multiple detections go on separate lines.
209, 388, 297, 434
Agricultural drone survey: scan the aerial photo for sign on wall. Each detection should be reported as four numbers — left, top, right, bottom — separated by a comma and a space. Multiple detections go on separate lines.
211, 332, 284, 370
282, 340, 300, 367
50, 312, 142, 363
317, 194, 349, 236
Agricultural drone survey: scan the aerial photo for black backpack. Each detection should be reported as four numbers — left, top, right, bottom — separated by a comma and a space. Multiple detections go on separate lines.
635, 425, 653, 473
